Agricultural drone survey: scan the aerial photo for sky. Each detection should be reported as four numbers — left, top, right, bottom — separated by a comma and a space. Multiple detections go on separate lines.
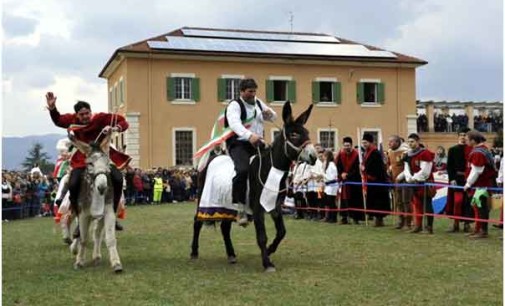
1, 0, 503, 137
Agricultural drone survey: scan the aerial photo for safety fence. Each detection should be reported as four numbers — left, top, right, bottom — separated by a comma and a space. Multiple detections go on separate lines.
286, 181, 503, 225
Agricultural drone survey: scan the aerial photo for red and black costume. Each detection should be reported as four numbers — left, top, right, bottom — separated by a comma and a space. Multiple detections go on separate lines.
446, 143, 473, 231
335, 149, 364, 223
49, 108, 131, 215
362, 145, 390, 225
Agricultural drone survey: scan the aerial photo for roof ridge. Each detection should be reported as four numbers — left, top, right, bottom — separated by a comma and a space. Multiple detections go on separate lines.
181, 26, 332, 37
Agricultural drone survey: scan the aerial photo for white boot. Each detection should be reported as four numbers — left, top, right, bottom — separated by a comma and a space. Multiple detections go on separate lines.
236, 204, 249, 227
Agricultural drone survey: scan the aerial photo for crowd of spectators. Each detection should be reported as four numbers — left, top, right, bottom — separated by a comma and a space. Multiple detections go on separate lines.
417, 111, 502, 133
2, 166, 199, 221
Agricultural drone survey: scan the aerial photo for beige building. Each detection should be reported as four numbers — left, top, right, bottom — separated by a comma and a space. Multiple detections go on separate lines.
99, 27, 427, 169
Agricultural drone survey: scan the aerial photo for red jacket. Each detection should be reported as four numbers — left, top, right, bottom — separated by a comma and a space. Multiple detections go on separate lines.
50, 109, 131, 169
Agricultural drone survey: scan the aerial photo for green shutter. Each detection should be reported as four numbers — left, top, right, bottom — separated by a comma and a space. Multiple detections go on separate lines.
357, 82, 364, 104
377, 82, 385, 104
312, 81, 320, 103
266, 80, 274, 102
333, 82, 341, 104
288, 80, 296, 103
192, 78, 200, 102
217, 78, 226, 101
167, 77, 175, 101
119, 80, 124, 103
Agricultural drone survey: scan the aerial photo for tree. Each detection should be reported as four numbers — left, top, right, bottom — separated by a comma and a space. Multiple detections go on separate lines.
22, 142, 55, 174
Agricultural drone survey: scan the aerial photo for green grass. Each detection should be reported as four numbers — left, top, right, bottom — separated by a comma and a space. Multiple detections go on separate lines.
3, 203, 503, 306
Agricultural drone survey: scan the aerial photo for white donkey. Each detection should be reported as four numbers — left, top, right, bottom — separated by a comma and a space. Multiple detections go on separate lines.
70, 137, 122, 273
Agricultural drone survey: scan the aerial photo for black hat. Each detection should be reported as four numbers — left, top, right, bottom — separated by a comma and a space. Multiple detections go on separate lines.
343, 136, 353, 144
362, 133, 374, 143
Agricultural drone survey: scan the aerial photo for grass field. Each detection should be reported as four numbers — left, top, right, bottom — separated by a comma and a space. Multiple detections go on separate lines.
3, 203, 503, 306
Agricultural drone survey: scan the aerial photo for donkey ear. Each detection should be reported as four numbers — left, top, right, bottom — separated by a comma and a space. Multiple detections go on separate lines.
294, 104, 313, 125
282, 101, 293, 124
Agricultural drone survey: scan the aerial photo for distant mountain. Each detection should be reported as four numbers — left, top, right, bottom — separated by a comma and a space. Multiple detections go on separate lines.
2, 134, 66, 170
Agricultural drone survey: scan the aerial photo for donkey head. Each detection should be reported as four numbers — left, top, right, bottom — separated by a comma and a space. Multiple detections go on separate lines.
71, 132, 113, 219
280, 101, 317, 165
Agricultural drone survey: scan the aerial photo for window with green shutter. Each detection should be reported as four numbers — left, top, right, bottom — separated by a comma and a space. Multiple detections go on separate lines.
359, 82, 384, 105
119, 79, 124, 104
287, 80, 296, 102
377, 83, 385, 104
191, 78, 200, 102
312, 81, 320, 103
333, 82, 341, 104
266, 80, 274, 102
167, 77, 175, 101
217, 78, 226, 101
357, 83, 365, 104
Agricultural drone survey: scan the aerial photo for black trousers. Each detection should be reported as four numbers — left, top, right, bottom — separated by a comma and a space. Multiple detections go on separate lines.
228, 141, 256, 204
294, 191, 307, 218
68, 165, 123, 215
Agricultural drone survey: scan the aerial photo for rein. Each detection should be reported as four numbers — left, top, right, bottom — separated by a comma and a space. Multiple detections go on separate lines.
255, 127, 310, 194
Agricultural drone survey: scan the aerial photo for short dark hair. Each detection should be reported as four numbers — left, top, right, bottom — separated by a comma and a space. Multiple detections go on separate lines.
408, 133, 420, 141
74, 101, 91, 113
466, 130, 486, 143
239, 78, 258, 91
457, 127, 471, 135
343, 136, 353, 145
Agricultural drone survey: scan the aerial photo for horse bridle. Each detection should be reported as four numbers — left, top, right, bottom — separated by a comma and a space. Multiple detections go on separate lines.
256, 128, 311, 194
282, 128, 311, 161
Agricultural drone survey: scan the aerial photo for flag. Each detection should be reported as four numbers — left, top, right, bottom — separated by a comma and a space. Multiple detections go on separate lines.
194, 109, 253, 170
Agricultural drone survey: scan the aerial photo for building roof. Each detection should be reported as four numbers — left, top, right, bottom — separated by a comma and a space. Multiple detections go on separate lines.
99, 26, 428, 78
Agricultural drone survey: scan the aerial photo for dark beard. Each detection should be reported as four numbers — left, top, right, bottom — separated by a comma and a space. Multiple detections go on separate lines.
243, 98, 255, 105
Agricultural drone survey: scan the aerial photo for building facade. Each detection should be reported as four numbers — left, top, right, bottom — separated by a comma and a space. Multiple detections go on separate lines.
100, 27, 427, 168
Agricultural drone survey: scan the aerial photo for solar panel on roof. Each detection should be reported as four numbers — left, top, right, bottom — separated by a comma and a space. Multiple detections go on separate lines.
181, 29, 340, 43
147, 36, 397, 58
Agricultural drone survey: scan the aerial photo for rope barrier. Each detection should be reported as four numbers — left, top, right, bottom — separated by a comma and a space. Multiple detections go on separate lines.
287, 206, 503, 224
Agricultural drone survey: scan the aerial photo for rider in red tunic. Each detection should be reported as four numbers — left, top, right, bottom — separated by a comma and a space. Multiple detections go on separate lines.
46, 92, 131, 230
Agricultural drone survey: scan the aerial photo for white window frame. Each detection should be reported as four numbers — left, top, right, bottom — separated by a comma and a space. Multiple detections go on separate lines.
222, 75, 244, 102
315, 77, 339, 106
170, 73, 196, 104
317, 128, 339, 151
360, 128, 383, 146
360, 78, 381, 106
172, 127, 196, 166
269, 76, 292, 105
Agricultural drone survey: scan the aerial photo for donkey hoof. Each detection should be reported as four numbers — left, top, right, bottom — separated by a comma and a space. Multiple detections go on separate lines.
63, 237, 72, 245
228, 256, 237, 264
70, 240, 79, 255
264, 266, 276, 273
93, 257, 101, 266
73, 262, 84, 270
113, 264, 123, 273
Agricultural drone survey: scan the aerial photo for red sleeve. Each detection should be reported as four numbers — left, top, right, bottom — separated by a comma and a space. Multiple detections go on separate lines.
419, 150, 434, 162
50, 108, 75, 128
469, 152, 487, 167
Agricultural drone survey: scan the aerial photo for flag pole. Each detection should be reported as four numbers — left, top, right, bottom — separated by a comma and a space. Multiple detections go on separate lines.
357, 128, 368, 226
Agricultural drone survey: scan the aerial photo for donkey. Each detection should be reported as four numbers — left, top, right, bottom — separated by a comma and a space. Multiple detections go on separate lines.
70, 137, 122, 273
191, 101, 316, 271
